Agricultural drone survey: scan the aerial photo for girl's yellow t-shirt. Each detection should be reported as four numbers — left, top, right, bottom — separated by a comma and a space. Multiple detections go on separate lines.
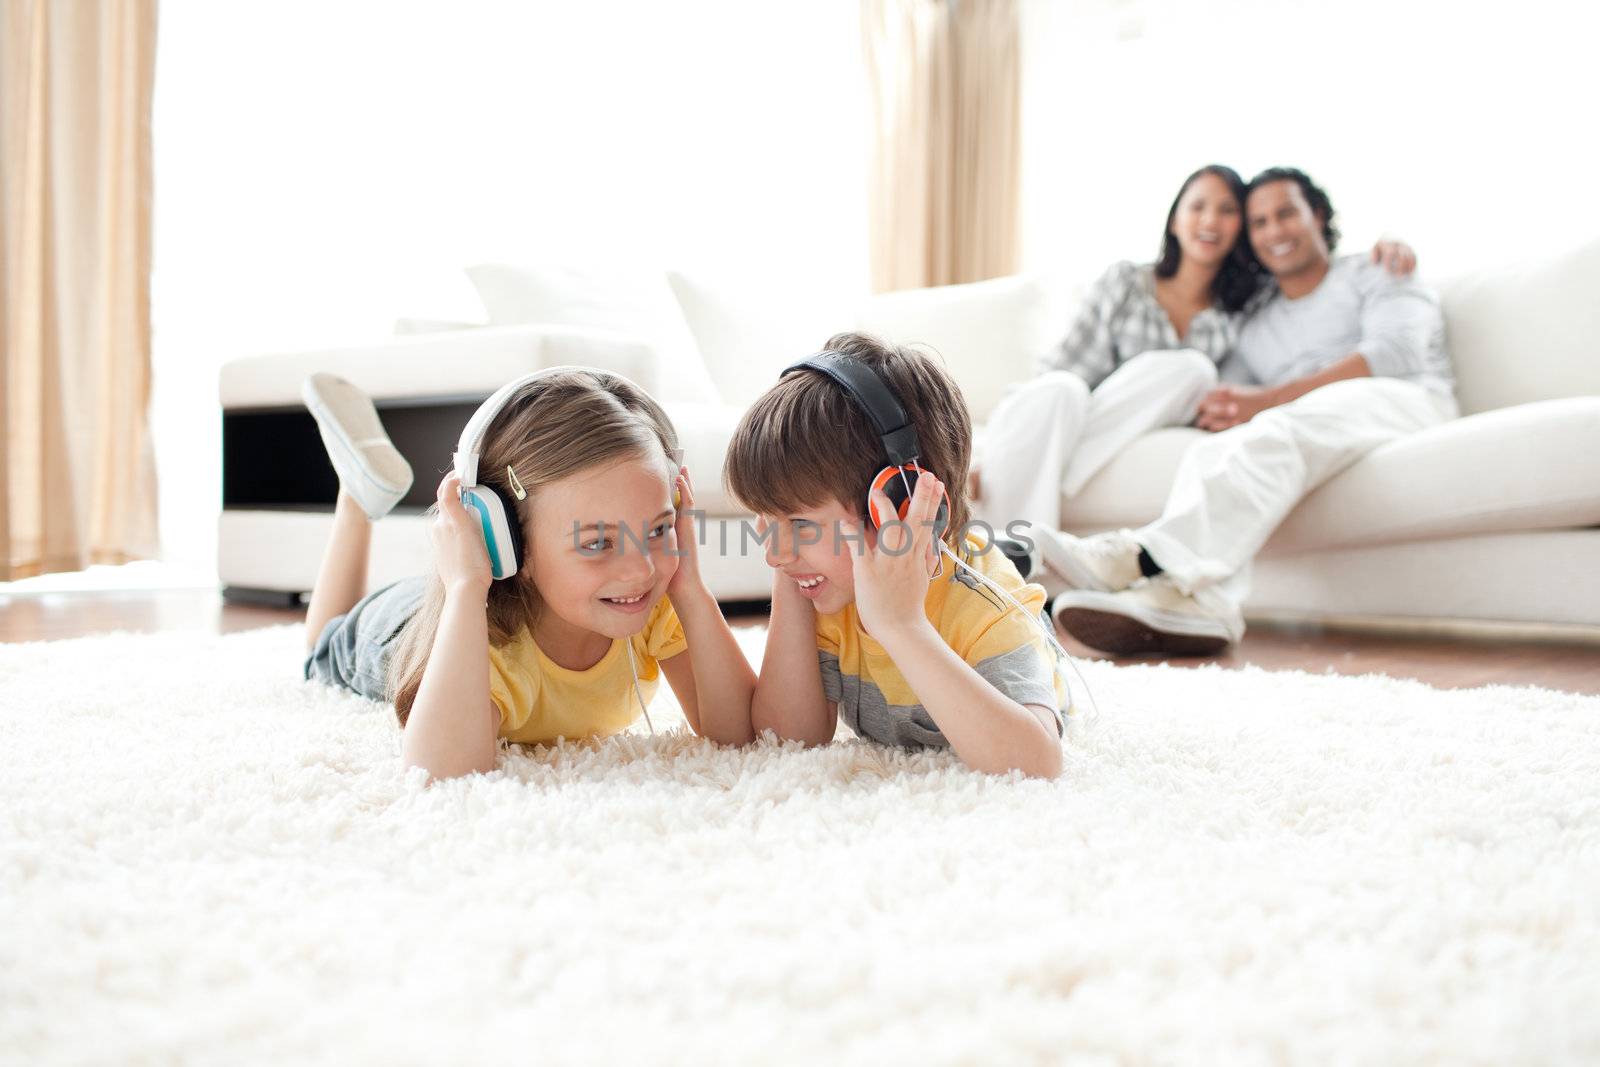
486, 596, 686, 744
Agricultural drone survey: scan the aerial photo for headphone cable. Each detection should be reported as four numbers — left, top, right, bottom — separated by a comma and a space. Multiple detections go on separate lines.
624, 639, 656, 736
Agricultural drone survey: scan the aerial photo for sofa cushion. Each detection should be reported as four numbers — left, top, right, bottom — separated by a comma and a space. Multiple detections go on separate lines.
1270, 396, 1600, 553
466, 262, 721, 406
856, 272, 1067, 423
662, 401, 746, 517
1061, 397, 1600, 553
670, 270, 1071, 422
1062, 427, 1201, 529
1437, 236, 1600, 415
666, 270, 854, 408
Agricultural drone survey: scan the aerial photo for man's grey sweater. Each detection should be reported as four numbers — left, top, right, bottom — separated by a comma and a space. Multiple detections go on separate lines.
1225, 254, 1455, 397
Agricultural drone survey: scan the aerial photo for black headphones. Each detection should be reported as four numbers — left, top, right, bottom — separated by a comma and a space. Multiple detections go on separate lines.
780, 350, 951, 537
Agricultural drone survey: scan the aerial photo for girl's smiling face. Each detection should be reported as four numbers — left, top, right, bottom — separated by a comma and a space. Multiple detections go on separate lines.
525, 452, 680, 642
761, 499, 861, 615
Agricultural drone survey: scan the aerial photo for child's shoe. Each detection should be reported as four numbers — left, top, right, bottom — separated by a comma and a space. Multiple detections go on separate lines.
301, 373, 413, 520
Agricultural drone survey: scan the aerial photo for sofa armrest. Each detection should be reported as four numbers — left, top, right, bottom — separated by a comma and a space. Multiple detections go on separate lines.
391, 317, 487, 335
219, 322, 662, 409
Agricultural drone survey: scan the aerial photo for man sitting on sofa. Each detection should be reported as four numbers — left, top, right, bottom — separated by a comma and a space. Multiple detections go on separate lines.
1046, 166, 1459, 655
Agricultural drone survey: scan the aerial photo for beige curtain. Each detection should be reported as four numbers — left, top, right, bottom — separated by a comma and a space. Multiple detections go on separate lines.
862, 0, 1020, 293
1, 0, 159, 580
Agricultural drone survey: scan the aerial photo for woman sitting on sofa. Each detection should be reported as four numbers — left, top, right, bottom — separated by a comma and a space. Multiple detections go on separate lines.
972, 163, 1416, 551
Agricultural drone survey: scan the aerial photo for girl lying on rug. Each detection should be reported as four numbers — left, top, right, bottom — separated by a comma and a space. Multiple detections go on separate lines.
299, 367, 756, 780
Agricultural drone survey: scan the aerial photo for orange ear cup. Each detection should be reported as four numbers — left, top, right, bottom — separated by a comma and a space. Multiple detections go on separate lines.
867, 464, 950, 536
673, 485, 682, 509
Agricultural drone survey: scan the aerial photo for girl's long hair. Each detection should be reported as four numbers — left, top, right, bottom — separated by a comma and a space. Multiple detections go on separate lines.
386, 369, 679, 726
1153, 164, 1264, 314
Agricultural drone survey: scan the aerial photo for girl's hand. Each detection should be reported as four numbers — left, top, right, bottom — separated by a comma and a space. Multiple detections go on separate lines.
432, 472, 494, 597
843, 471, 942, 641
666, 465, 705, 597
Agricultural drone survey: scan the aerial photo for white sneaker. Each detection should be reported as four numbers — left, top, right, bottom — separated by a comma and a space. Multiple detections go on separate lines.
1051, 576, 1244, 657
301, 373, 413, 521
1033, 528, 1144, 592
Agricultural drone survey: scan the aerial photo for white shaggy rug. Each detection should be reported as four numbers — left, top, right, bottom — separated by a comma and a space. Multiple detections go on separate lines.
3, 625, 1599, 1066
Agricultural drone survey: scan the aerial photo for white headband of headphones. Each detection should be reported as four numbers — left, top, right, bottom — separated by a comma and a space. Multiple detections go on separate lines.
451, 364, 673, 489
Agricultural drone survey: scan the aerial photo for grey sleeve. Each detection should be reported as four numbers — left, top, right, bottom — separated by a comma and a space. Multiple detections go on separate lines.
1356, 271, 1446, 380
1036, 262, 1131, 387
818, 650, 842, 704
971, 644, 1064, 737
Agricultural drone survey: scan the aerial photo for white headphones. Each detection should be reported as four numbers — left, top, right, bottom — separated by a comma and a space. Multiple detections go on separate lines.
452, 365, 676, 581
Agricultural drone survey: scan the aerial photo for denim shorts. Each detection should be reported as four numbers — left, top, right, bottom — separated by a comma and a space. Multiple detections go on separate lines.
303, 577, 427, 701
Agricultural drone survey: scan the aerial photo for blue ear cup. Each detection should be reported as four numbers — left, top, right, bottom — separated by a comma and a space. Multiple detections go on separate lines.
460, 483, 524, 581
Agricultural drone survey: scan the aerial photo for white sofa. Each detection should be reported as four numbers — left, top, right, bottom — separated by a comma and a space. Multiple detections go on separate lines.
219, 243, 1600, 635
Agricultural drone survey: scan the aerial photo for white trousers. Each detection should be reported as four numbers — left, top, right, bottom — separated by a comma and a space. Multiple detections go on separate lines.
1137, 375, 1458, 601
977, 353, 1458, 612
975, 349, 1219, 533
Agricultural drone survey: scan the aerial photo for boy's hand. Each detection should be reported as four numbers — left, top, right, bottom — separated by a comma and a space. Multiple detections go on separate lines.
433, 473, 494, 597
844, 471, 943, 641
666, 465, 706, 598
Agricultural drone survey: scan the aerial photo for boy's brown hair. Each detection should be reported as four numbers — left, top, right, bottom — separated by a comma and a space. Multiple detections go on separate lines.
723, 332, 972, 543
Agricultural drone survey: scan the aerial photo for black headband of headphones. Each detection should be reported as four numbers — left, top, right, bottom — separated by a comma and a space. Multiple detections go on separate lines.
780, 350, 921, 466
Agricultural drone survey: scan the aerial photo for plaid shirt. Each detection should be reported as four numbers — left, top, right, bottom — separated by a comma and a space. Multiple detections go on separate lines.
1040, 261, 1240, 388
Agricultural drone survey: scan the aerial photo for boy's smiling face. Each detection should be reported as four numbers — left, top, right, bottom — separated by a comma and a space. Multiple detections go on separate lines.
761, 498, 861, 615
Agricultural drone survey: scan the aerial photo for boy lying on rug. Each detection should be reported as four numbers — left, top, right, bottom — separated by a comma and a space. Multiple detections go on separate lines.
723, 333, 1069, 779
299, 366, 756, 780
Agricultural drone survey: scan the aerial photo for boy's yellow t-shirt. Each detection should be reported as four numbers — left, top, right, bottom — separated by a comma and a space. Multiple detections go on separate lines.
486, 596, 687, 744
815, 533, 1067, 749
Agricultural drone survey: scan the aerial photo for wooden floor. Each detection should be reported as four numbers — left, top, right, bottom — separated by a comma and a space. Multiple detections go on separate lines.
2, 589, 1596, 695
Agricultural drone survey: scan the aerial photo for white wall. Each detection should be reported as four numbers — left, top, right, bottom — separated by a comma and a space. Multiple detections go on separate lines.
151, 0, 868, 574
1020, 0, 1600, 286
